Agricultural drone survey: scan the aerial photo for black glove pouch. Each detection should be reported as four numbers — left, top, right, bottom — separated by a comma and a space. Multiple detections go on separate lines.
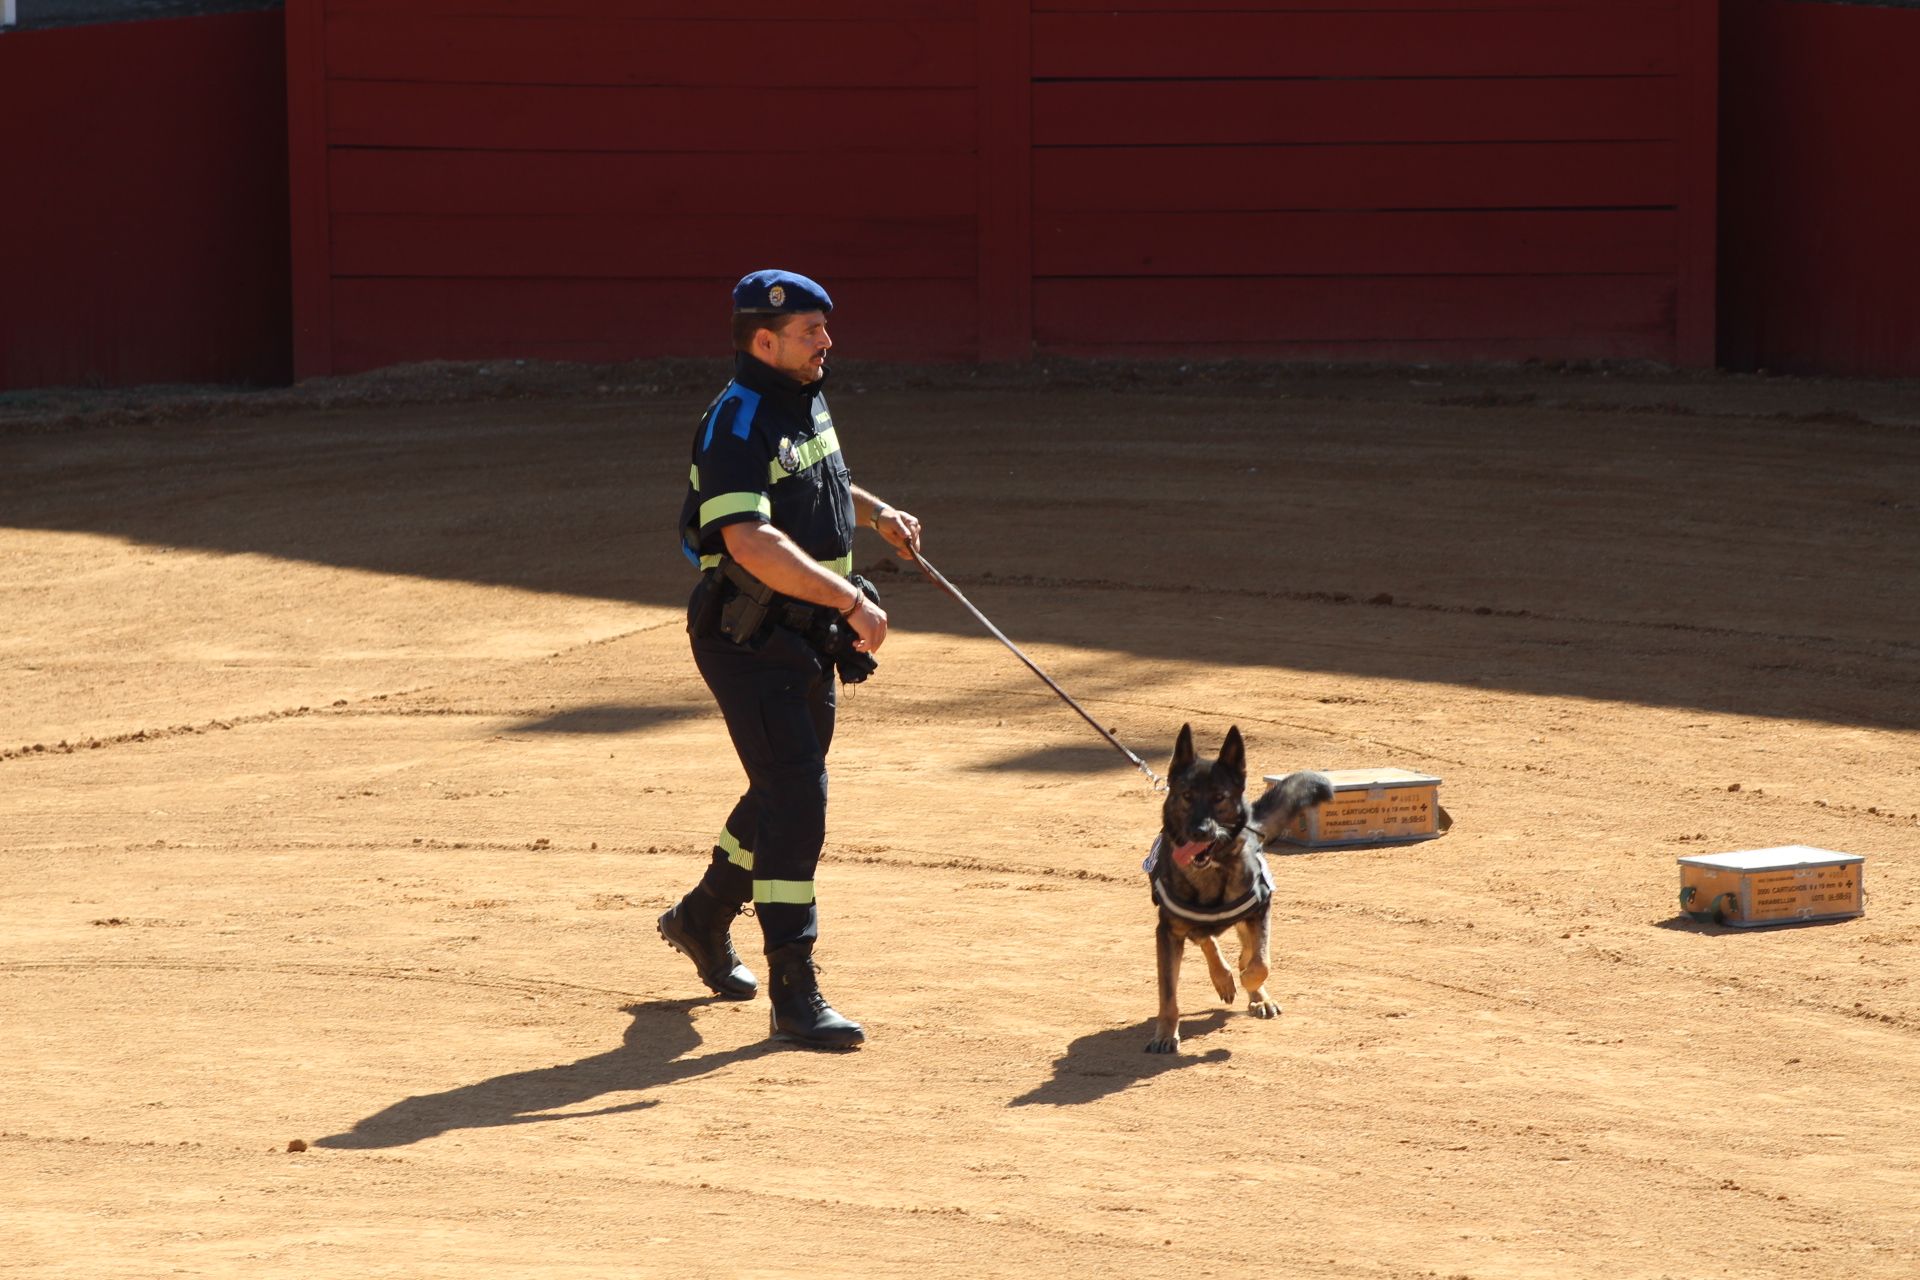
810, 574, 881, 683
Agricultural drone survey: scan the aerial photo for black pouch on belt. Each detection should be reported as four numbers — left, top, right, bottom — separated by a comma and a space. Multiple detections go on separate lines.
813, 574, 881, 683
717, 560, 776, 647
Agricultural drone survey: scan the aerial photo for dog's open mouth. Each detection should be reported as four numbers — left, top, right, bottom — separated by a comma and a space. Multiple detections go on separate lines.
1172, 840, 1214, 868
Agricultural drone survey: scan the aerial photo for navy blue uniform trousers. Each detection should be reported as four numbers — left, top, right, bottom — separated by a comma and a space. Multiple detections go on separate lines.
689, 614, 836, 953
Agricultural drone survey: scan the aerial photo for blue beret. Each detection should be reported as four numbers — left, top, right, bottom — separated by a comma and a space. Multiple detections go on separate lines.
732, 269, 833, 316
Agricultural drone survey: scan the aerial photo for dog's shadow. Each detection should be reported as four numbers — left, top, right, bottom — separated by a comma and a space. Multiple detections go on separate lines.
314, 999, 779, 1149
1009, 1011, 1231, 1107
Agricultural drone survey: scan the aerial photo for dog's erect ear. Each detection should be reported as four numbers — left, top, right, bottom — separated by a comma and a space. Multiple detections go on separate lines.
1169, 723, 1196, 775
1217, 725, 1247, 783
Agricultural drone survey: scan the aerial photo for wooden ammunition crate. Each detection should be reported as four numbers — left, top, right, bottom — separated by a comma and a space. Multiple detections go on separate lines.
1269, 767, 1444, 848
1678, 846, 1865, 928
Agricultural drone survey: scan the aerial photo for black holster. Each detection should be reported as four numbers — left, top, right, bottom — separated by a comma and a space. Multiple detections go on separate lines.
716, 559, 777, 647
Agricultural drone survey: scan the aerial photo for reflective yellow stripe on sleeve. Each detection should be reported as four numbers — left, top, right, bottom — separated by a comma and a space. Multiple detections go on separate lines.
768, 427, 841, 484
717, 828, 753, 872
752, 879, 816, 905
699, 491, 771, 526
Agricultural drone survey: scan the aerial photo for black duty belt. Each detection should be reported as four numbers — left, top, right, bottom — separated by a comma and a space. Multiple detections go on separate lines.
707, 556, 878, 684
719, 558, 827, 628
776, 599, 828, 631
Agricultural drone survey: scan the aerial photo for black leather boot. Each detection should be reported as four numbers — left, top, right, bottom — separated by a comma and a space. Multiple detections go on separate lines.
766, 943, 865, 1048
657, 887, 756, 1000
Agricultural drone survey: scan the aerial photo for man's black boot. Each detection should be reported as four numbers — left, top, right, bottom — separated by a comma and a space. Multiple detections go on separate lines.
657, 887, 756, 1000
766, 943, 865, 1048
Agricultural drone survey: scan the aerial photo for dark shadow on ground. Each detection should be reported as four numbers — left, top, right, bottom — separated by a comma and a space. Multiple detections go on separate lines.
4, 382, 1916, 730
509, 704, 705, 736
1009, 1010, 1231, 1107
1650, 913, 1860, 935
982, 743, 1170, 775
314, 998, 778, 1150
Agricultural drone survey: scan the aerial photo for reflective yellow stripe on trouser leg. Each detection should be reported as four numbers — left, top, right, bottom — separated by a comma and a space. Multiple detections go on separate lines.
717, 828, 753, 872
753, 880, 816, 905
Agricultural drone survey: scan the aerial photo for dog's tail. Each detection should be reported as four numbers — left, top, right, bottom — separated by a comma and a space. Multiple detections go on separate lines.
1251, 770, 1334, 843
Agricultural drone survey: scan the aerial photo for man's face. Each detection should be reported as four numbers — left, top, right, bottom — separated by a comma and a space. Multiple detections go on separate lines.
755, 311, 832, 383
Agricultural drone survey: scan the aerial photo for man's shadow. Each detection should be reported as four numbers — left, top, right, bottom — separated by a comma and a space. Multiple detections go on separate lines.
1009, 1011, 1231, 1107
316, 999, 778, 1149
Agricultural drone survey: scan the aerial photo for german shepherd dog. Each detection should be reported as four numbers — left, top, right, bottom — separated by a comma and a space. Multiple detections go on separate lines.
1146, 724, 1332, 1053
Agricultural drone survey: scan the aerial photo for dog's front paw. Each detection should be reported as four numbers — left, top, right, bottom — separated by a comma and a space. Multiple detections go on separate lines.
1144, 1031, 1180, 1054
1247, 995, 1282, 1019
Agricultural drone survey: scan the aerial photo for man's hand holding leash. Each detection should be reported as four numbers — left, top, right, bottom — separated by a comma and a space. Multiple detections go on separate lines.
869, 503, 923, 560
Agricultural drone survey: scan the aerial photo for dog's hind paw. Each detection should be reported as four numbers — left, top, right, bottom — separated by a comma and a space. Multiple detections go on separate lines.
1145, 1033, 1180, 1054
1247, 996, 1282, 1019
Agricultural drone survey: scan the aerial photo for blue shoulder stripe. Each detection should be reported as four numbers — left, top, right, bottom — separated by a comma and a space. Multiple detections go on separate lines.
699, 382, 762, 453
729, 386, 761, 438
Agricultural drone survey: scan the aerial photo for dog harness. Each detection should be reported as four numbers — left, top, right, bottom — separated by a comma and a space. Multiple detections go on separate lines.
1142, 834, 1275, 927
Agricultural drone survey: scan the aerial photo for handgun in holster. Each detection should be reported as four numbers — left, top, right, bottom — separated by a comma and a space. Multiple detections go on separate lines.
717, 558, 777, 647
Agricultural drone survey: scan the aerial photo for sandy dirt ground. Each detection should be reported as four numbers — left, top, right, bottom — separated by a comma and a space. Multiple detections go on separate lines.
2, 364, 1918, 1279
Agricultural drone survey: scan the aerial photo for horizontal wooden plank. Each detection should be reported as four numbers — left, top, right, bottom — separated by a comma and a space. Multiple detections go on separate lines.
1035, 77, 1679, 147
332, 214, 977, 280
1036, 142, 1680, 212
329, 149, 978, 218
327, 82, 976, 153
1035, 334, 1673, 363
1033, 10, 1677, 78
1036, 1, 1676, 10
1033, 275, 1675, 345
326, 13, 973, 88
329, 277, 979, 370
1034, 210, 1677, 277
329, 0, 972, 18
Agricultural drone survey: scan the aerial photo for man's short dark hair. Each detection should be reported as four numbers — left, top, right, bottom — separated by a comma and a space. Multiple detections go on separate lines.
732, 310, 795, 353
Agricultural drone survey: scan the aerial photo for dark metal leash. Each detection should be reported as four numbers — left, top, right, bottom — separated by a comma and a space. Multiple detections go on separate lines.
907, 549, 1167, 793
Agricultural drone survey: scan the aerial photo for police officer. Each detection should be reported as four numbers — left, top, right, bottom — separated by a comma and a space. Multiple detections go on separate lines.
660, 269, 923, 1048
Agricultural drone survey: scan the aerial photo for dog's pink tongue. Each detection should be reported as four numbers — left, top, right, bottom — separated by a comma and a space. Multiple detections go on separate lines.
1172, 840, 1209, 867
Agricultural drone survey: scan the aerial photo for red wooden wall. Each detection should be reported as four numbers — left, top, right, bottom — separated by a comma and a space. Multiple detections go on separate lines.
290, 0, 985, 375
287, 0, 1719, 376
1719, 0, 1920, 376
1029, 0, 1716, 364
0, 12, 292, 391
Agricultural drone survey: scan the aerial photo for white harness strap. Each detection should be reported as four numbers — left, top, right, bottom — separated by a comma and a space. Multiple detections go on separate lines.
1144, 836, 1275, 926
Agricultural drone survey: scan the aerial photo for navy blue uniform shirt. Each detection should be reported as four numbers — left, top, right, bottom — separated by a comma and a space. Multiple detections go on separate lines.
679, 351, 856, 579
